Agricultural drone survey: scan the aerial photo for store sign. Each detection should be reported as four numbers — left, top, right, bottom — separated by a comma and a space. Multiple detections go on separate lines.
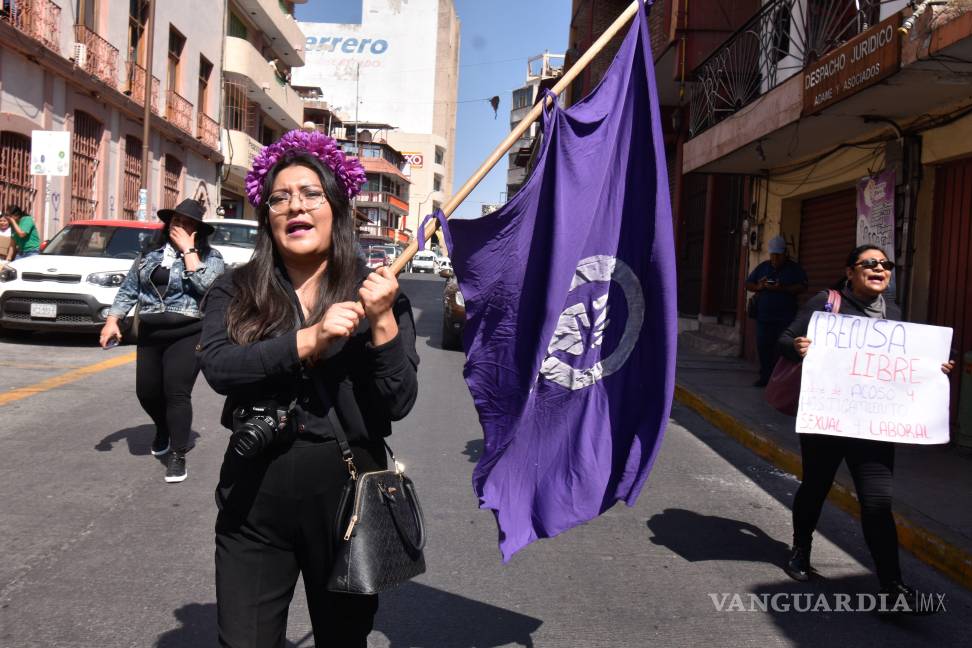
30, 130, 71, 176
402, 152, 424, 168
803, 14, 902, 115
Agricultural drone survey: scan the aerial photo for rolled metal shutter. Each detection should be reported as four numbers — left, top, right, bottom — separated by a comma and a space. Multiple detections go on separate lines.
798, 188, 858, 299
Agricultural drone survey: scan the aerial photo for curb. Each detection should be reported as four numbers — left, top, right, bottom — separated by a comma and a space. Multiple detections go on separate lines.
673, 383, 972, 591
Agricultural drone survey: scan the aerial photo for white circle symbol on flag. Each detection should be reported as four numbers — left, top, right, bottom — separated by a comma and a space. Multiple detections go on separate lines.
539, 255, 645, 390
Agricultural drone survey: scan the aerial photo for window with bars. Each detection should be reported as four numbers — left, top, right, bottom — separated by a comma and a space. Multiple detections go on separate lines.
122, 136, 142, 220
0, 132, 33, 216
163, 155, 182, 209
71, 111, 102, 222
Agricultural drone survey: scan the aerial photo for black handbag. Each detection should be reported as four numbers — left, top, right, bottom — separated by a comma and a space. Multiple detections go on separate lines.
324, 406, 426, 595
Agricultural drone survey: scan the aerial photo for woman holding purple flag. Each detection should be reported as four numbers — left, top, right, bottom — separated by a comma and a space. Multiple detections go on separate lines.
777, 244, 953, 612
198, 130, 419, 647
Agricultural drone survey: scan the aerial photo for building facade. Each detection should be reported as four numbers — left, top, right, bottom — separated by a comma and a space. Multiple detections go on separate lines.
682, 0, 972, 438
0, 0, 224, 239
293, 0, 459, 239
507, 52, 564, 199
219, 0, 306, 221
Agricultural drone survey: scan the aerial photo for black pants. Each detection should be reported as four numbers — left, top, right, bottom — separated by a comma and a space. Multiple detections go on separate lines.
792, 434, 900, 586
756, 320, 788, 383
135, 331, 201, 452
215, 437, 380, 648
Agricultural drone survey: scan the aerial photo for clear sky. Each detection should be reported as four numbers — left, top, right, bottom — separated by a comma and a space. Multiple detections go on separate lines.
294, 0, 571, 219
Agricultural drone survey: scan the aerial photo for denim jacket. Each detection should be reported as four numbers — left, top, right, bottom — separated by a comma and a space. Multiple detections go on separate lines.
108, 246, 225, 319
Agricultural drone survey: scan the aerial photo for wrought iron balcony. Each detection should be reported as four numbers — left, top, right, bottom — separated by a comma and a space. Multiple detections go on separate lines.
1, 0, 61, 52
197, 112, 219, 150
126, 59, 161, 114
73, 25, 119, 89
688, 0, 880, 138
166, 89, 193, 134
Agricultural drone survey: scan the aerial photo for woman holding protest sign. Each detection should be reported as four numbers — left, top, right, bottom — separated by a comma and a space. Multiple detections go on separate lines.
777, 244, 954, 610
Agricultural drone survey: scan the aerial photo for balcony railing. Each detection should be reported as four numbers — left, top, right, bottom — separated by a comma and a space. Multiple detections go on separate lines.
358, 191, 409, 212
358, 224, 409, 244
73, 25, 119, 89
166, 89, 193, 134
197, 112, 219, 150
126, 59, 161, 114
688, 0, 880, 138
1, 0, 61, 52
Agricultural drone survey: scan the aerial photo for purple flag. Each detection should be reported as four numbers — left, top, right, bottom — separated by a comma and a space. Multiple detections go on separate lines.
447, 1, 677, 561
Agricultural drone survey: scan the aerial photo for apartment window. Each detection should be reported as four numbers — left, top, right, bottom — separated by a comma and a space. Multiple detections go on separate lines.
167, 27, 185, 93
163, 155, 182, 209
0, 132, 33, 214
260, 124, 276, 146
228, 11, 247, 39
512, 87, 532, 110
433, 174, 442, 193
223, 81, 248, 132
198, 56, 213, 116
128, 0, 149, 65
122, 136, 142, 220
78, 0, 99, 31
434, 146, 445, 165
71, 112, 102, 222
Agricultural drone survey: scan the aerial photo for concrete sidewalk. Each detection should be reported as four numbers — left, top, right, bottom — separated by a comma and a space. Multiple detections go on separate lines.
674, 349, 972, 590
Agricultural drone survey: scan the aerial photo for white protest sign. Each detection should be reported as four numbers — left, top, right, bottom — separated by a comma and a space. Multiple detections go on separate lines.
797, 312, 953, 444
30, 130, 71, 176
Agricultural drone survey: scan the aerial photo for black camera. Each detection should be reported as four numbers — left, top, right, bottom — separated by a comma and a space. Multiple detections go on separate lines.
230, 402, 295, 457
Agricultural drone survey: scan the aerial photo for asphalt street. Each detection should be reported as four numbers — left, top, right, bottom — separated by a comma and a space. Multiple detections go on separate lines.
0, 273, 970, 647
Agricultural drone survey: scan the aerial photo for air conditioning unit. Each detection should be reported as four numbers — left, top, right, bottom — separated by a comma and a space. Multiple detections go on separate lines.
72, 42, 88, 67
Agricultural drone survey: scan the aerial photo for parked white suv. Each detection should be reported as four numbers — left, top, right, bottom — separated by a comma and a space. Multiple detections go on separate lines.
411, 250, 437, 273
205, 218, 258, 268
0, 220, 161, 333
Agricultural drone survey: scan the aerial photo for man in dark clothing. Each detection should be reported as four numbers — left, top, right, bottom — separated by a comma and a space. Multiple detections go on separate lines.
745, 235, 807, 387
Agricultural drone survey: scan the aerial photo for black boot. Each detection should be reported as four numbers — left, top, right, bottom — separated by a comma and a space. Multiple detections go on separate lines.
878, 581, 939, 615
784, 545, 811, 582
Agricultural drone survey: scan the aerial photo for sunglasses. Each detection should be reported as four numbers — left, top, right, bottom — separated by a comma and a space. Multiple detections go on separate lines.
855, 258, 894, 271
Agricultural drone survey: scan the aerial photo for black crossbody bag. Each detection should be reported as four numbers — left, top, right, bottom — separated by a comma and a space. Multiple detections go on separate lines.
315, 377, 426, 595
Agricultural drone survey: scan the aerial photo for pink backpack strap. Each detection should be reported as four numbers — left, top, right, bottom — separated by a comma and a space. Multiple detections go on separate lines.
825, 289, 842, 314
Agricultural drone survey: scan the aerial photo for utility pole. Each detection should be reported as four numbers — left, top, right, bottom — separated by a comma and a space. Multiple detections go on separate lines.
139, 0, 156, 220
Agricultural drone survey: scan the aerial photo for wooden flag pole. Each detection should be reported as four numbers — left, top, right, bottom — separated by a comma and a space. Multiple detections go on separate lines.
388, 0, 644, 274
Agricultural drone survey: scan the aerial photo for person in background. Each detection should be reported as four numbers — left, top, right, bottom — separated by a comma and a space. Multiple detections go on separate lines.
4, 205, 41, 261
778, 244, 954, 611
0, 213, 11, 261
745, 235, 807, 387
99, 199, 225, 483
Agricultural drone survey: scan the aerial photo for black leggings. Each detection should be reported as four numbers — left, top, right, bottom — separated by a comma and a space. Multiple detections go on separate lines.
214, 438, 380, 648
135, 332, 201, 452
792, 434, 900, 586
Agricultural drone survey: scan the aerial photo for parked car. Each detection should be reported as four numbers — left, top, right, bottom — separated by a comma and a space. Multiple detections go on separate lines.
366, 249, 389, 269
441, 269, 465, 350
412, 250, 437, 273
0, 220, 161, 333
205, 218, 258, 267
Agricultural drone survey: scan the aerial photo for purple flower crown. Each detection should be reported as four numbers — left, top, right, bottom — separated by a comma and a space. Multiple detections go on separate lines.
244, 129, 367, 206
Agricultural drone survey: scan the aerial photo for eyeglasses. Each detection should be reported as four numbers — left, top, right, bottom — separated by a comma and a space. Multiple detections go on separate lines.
266, 187, 326, 214
855, 258, 895, 271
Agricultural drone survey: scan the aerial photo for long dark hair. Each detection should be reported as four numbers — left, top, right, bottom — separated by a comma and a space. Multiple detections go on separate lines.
226, 153, 362, 343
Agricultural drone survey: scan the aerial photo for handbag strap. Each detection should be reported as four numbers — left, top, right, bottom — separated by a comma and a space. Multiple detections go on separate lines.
310, 369, 396, 481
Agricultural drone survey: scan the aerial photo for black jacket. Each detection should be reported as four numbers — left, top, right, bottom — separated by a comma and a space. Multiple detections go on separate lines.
199, 268, 419, 464
778, 287, 902, 363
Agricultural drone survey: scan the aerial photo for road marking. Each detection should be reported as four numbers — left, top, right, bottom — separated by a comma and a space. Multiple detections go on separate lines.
0, 352, 136, 407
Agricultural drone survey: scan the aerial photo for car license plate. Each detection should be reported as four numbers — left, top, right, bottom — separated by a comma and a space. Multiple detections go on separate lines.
30, 303, 57, 319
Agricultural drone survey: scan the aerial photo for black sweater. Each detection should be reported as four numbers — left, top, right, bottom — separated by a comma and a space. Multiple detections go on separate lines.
199, 269, 419, 464
778, 288, 902, 363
